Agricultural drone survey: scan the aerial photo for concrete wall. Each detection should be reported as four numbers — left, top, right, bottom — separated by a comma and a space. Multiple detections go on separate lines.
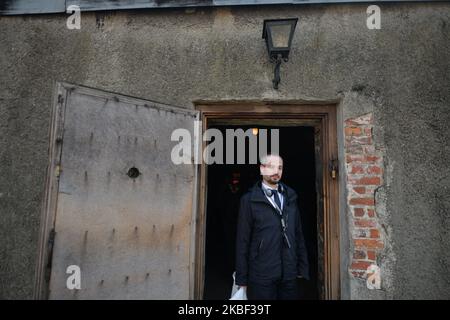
0, 3, 449, 299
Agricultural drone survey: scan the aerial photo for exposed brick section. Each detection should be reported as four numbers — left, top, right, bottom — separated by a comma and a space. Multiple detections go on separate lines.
353, 207, 365, 217
353, 239, 384, 250
348, 176, 381, 185
367, 165, 383, 175
370, 229, 380, 239
350, 260, 372, 271
350, 165, 365, 174
349, 198, 375, 206
353, 187, 366, 194
354, 219, 377, 228
367, 251, 376, 261
345, 113, 384, 280
345, 127, 362, 136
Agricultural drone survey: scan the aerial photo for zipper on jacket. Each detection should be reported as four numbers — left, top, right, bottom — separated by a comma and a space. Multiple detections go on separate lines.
257, 239, 264, 256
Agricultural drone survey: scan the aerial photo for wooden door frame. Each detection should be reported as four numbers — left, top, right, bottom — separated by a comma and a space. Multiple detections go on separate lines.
193, 101, 341, 300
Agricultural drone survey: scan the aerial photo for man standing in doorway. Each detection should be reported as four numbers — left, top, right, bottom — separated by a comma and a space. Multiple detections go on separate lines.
235, 154, 309, 300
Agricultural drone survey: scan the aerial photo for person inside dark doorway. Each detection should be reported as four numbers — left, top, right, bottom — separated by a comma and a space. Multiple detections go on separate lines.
235, 154, 309, 300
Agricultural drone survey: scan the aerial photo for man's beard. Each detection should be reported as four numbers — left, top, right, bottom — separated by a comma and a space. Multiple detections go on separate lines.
266, 175, 280, 184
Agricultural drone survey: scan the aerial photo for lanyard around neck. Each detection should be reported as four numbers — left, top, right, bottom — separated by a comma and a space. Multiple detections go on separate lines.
264, 189, 283, 214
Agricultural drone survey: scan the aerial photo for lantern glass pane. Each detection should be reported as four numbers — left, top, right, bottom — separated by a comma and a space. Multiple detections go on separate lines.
269, 24, 291, 48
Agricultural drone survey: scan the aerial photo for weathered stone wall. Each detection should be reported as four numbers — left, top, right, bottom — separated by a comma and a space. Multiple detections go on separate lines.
0, 3, 449, 299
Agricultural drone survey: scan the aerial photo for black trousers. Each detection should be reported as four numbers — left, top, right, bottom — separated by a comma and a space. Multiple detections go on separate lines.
247, 279, 298, 300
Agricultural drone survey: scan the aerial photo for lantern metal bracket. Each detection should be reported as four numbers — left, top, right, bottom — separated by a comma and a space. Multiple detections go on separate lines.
271, 54, 289, 90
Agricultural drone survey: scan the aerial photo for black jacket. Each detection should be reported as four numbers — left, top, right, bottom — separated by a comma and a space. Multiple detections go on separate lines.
235, 181, 309, 286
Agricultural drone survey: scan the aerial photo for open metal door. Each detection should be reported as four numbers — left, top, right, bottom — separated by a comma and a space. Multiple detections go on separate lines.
44, 83, 199, 299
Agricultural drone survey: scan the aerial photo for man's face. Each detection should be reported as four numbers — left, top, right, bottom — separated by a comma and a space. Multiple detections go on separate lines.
260, 156, 283, 185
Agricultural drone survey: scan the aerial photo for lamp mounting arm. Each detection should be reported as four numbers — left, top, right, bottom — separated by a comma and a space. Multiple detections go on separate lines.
272, 54, 282, 90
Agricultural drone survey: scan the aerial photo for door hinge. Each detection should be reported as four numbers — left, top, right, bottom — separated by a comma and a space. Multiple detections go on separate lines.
55, 97, 64, 144
55, 165, 61, 178
45, 228, 56, 282
48, 228, 56, 248
329, 159, 339, 179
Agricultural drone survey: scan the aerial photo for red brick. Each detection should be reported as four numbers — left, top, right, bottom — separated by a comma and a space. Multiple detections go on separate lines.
367, 209, 376, 217
353, 187, 366, 195
354, 219, 377, 228
345, 127, 362, 136
367, 251, 376, 261
350, 260, 372, 271
346, 155, 380, 164
350, 198, 375, 206
350, 176, 381, 185
370, 229, 380, 239
365, 155, 380, 163
364, 128, 372, 136
354, 239, 384, 249
353, 208, 365, 217
367, 165, 382, 175
350, 166, 365, 174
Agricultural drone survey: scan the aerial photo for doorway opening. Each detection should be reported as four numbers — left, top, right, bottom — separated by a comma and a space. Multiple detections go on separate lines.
203, 125, 320, 300
194, 103, 340, 300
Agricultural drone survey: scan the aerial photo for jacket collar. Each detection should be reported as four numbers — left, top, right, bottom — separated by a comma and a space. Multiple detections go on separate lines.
249, 180, 295, 206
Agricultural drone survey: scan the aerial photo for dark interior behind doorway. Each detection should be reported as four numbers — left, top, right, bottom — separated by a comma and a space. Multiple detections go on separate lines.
203, 125, 319, 300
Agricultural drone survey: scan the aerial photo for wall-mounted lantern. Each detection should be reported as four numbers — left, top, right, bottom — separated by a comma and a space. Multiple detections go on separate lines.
262, 18, 298, 89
